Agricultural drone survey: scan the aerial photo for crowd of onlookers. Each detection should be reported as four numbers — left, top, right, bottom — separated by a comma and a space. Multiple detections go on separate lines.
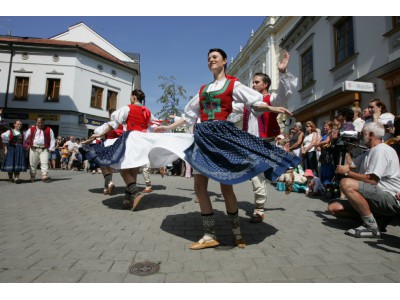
49, 135, 91, 172
274, 98, 400, 199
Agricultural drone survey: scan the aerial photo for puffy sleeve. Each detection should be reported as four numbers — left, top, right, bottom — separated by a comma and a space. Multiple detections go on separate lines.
270, 71, 298, 107
1, 130, 11, 144
181, 93, 201, 126
108, 106, 130, 129
231, 81, 263, 118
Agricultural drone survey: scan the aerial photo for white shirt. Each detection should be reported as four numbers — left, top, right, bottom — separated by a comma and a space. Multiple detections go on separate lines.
64, 140, 76, 151
228, 71, 297, 137
24, 126, 55, 151
302, 132, 316, 152
353, 143, 400, 197
1, 129, 22, 144
353, 117, 365, 133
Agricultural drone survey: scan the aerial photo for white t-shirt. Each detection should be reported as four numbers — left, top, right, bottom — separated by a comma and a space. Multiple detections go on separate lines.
353, 143, 400, 197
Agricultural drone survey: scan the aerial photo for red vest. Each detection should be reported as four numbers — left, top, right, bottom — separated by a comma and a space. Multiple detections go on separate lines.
125, 104, 151, 132
199, 78, 236, 122
106, 124, 124, 139
242, 94, 280, 138
27, 126, 51, 148
8, 130, 24, 145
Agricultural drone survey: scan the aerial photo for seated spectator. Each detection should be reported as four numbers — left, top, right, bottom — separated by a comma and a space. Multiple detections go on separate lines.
304, 169, 324, 197
275, 134, 288, 150
327, 122, 400, 238
277, 165, 307, 194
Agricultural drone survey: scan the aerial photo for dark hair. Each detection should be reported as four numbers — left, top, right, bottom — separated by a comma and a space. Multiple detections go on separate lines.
337, 107, 354, 122
375, 100, 387, 113
208, 48, 228, 70
253, 72, 271, 91
131, 89, 145, 103
208, 48, 227, 59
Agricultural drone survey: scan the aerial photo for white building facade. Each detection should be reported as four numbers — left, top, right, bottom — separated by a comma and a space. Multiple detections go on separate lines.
228, 16, 400, 130
0, 22, 140, 138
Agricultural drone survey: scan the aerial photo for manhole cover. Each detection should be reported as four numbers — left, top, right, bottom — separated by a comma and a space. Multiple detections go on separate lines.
129, 261, 160, 276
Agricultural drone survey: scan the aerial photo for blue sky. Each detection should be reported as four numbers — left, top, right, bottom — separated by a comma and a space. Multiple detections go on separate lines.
1, 1, 383, 115
0, 16, 265, 114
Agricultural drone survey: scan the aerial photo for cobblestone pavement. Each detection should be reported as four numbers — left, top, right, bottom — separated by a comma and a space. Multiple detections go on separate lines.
0, 169, 400, 283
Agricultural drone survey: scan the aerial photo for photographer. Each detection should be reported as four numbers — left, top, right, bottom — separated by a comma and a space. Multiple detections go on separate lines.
327, 122, 400, 238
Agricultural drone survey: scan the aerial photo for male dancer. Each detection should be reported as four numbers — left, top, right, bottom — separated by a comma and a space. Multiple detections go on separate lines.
24, 117, 55, 182
236, 51, 297, 222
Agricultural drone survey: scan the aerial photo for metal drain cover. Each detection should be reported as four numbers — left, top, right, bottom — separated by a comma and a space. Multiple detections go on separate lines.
129, 261, 160, 276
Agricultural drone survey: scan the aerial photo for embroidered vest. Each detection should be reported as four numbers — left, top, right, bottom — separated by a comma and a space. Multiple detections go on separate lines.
126, 104, 151, 132
242, 94, 280, 138
27, 126, 51, 148
106, 124, 124, 139
199, 78, 236, 122
8, 130, 24, 145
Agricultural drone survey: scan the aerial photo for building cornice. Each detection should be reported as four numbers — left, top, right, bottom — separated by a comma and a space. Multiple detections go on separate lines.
279, 16, 321, 51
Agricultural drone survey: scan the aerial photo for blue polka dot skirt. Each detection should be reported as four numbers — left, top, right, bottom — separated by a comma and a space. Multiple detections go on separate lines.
84, 131, 128, 166
184, 120, 301, 184
1, 144, 27, 173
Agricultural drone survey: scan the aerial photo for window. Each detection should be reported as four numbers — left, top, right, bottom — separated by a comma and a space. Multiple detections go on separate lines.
393, 17, 400, 30
14, 77, 30, 100
91, 86, 103, 109
301, 47, 314, 87
106, 90, 118, 111
45, 78, 61, 102
334, 17, 355, 65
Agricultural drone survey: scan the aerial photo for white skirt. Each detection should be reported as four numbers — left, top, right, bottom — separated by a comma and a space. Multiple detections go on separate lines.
101, 131, 194, 170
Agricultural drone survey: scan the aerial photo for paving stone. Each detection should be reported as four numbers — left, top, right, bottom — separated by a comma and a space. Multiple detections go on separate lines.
0, 269, 44, 282
30, 258, 78, 271
80, 271, 125, 283
33, 270, 85, 283
70, 259, 114, 272
1, 170, 400, 283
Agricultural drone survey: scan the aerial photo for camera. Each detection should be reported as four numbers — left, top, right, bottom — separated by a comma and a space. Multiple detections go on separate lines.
339, 130, 359, 140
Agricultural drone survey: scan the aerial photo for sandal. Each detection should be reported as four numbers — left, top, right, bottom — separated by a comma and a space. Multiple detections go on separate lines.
345, 225, 381, 238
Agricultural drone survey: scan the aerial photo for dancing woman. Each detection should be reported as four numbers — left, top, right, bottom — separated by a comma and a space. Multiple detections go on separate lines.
155, 48, 300, 250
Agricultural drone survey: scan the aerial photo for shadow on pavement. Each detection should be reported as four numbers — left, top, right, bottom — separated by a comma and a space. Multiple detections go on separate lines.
101, 194, 191, 210
364, 234, 400, 253
89, 184, 168, 195
160, 210, 278, 247
239, 200, 285, 218
308, 209, 361, 230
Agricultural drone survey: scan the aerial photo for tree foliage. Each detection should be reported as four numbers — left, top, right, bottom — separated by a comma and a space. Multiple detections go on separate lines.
156, 76, 186, 120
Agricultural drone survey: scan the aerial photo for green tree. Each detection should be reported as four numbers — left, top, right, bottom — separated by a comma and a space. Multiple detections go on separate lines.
156, 76, 186, 120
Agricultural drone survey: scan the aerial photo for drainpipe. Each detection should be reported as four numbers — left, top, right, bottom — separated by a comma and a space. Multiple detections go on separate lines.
4, 42, 14, 109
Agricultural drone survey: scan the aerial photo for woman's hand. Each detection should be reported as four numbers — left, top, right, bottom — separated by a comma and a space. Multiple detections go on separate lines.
153, 126, 169, 133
